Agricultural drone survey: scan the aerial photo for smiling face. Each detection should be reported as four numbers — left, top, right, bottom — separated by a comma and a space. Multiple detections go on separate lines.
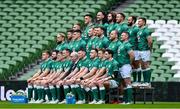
96, 12, 104, 21
90, 49, 97, 59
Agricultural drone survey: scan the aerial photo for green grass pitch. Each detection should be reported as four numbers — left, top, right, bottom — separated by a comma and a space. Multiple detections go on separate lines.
0, 102, 180, 109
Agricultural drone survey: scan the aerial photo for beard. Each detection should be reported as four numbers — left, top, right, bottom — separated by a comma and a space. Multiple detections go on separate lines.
128, 22, 133, 26
108, 19, 113, 23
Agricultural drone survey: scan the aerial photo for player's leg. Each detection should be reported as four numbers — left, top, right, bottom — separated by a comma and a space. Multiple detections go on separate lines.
120, 64, 133, 104
141, 50, 151, 87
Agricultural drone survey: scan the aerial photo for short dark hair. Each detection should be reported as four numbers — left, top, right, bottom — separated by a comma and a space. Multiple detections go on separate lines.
96, 26, 105, 32
91, 48, 98, 53
105, 49, 114, 57
64, 48, 71, 54
79, 47, 86, 52
84, 14, 93, 18
130, 16, 137, 24
52, 50, 59, 54
117, 12, 126, 20
139, 17, 146, 25
73, 29, 82, 34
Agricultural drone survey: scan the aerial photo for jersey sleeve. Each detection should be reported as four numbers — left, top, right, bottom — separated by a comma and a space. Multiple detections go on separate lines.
126, 43, 133, 53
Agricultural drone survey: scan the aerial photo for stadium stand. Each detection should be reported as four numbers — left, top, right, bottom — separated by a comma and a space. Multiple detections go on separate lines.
0, 0, 118, 80
122, 0, 180, 82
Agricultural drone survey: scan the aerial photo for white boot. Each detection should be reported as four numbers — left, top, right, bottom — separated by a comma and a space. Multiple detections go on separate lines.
95, 100, 105, 104
89, 100, 97, 104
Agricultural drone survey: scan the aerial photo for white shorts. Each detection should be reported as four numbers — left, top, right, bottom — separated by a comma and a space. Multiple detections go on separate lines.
136, 50, 151, 62
134, 50, 139, 61
119, 64, 132, 79
109, 80, 118, 88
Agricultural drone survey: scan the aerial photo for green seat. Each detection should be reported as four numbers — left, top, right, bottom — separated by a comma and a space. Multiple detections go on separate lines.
14, 40, 24, 45
38, 0, 48, 5
62, 8, 73, 13
166, 13, 176, 17
96, 1, 107, 6
8, 28, 18, 32
32, 28, 43, 32
20, 37, 31, 42
7, 36, 18, 41
135, 8, 146, 13
150, 65, 157, 70
27, 16, 37, 20
39, 24, 49, 28
20, 28, 31, 32
164, 4, 174, 9
62, 16, 73, 21
0, 28, 6, 32
14, 32, 24, 36
3, 16, 13, 20
157, 0, 168, 5
13, 48, 24, 53
16, 0, 26, 4
159, 9, 169, 13
33, 12, 43, 17
157, 57, 167, 62
85, 8, 96, 13
7, 44, 18, 49
44, 28, 55, 33
0, 36, 6, 41
147, 8, 158, 13
3, 8, 13, 12
4, 0, 14, 4
33, 4, 43, 8
74, 0, 84, 5
62, 24, 72, 29
142, 13, 153, 18
21, 4, 31, 8
74, 8, 84, 13
146, 0, 157, 5
164, 61, 175, 66
154, 77, 166, 82
32, 44, 43, 50
56, 20, 67, 24
2, 24, 12, 28
45, 12, 55, 17
14, 8, 25, 12
68, 4, 78, 9
50, 16, 61, 21
19, 44, 31, 49
39, 16, 49, 21
32, 36, 43, 41
149, 16, 159, 20
131, 12, 141, 17
163, 16, 171, 20
0, 56, 11, 62
9, 12, 19, 16
128, 4, 139, 9
50, 9, 61, 13
159, 65, 170, 71
0, 48, 11, 53
154, 12, 164, 18
141, 4, 151, 9
123, 8, 134, 13
38, 40, 49, 45
62, 0, 72, 5
74, 16, 84, 21
1, 40, 12, 45
45, 20, 55, 24
79, 4, 89, 9
171, 9, 180, 13
68, 12, 78, 17
21, 20, 31, 24
151, 61, 163, 66
85, 1, 95, 5
134, 0, 145, 5
57, 12, 67, 16
51, 24, 61, 29
6, 52, 17, 57
27, 24, 38, 28
26, 40, 36, 45
39, 8, 49, 13
56, 4, 67, 9
44, 4, 55, 9
169, 0, 180, 5
0, 44, 5, 49
14, 24, 25, 28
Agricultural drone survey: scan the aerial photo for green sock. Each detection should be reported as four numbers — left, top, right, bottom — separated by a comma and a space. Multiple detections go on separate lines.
99, 87, 106, 101
41, 87, 45, 100
92, 87, 99, 101
37, 86, 42, 100
70, 85, 77, 97
132, 70, 137, 82
34, 87, 38, 101
143, 69, 148, 83
146, 69, 152, 83
82, 87, 88, 101
63, 85, 70, 97
28, 85, 33, 100
45, 88, 52, 101
76, 85, 84, 100
137, 70, 141, 82
126, 85, 133, 103
123, 88, 127, 103
56, 86, 61, 101
50, 86, 57, 100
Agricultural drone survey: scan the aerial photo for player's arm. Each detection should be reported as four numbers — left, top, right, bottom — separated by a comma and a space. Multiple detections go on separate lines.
27, 69, 41, 82
36, 69, 50, 79
89, 67, 106, 80
74, 67, 88, 79
82, 67, 98, 80
128, 50, 135, 65
64, 67, 79, 80
147, 36, 152, 51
